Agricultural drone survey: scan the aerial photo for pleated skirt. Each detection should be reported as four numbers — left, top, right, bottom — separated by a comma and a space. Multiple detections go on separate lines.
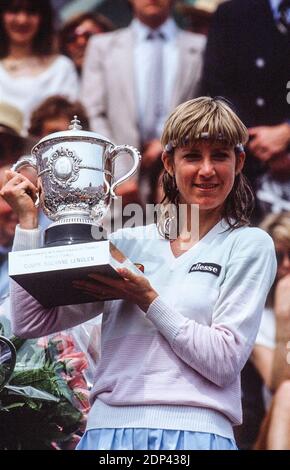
76, 428, 238, 450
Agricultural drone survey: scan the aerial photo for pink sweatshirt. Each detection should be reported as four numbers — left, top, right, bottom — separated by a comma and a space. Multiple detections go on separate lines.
10, 222, 276, 437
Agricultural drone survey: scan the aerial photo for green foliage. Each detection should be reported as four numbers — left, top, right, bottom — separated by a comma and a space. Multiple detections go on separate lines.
0, 328, 83, 450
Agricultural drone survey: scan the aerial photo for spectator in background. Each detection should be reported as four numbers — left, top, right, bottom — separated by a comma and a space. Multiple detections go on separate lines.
200, 0, 290, 221
251, 213, 290, 449
0, 101, 26, 166
0, 0, 79, 134
255, 151, 290, 220
29, 95, 90, 138
81, 0, 205, 206
59, 12, 114, 76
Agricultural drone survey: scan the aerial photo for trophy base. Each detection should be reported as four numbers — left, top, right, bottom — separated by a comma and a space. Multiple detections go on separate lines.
44, 223, 105, 247
9, 240, 143, 307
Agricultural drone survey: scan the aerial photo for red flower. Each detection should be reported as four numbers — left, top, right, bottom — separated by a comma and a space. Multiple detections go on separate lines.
50, 333, 75, 356
59, 351, 88, 376
37, 333, 75, 357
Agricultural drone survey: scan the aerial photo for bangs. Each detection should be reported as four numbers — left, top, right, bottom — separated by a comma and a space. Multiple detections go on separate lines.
161, 97, 249, 150
2, 0, 42, 13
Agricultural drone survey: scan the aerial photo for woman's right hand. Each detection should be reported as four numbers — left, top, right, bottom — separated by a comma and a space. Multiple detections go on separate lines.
0, 170, 39, 229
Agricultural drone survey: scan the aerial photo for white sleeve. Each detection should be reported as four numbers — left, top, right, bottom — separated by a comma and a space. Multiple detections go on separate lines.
255, 307, 276, 350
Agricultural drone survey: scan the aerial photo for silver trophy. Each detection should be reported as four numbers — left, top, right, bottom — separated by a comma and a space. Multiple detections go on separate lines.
12, 116, 141, 246
9, 117, 142, 307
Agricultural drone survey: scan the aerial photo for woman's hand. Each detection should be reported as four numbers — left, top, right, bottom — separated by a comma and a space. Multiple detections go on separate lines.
248, 123, 290, 161
73, 267, 158, 313
0, 170, 38, 229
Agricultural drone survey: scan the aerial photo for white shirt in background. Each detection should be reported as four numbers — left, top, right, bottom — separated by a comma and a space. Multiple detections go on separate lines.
0, 55, 79, 134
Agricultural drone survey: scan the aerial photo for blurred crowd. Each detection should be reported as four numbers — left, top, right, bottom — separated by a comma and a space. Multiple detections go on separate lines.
0, 0, 289, 450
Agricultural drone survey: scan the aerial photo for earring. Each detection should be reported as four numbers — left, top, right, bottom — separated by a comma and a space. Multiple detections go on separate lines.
163, 204, 178, 240
164, 215, 176, 239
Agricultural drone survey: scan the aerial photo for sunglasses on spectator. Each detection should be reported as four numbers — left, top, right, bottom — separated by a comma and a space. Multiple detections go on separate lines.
66, 31, 94, 43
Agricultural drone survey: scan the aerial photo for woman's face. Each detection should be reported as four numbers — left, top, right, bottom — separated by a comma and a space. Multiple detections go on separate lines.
162, 140, 245, 213
275, 240, 290, 280
66, 19, 103, 70
3, 7, 41, 47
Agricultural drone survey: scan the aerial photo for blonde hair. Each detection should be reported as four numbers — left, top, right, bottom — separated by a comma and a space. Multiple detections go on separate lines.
161, 96, 249, 150
158, 97, 253, 237
260, 212, 290, 247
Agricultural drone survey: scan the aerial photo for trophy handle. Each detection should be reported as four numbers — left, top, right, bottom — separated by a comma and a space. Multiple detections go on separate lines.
11, 156, 40, 208
108, 145, 141, 198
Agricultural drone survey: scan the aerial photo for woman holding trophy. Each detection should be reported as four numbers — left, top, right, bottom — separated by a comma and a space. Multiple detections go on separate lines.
1, 97, 276, 450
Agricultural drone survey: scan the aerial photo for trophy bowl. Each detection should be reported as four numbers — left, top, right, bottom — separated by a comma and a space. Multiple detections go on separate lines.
12, 116, 141, 246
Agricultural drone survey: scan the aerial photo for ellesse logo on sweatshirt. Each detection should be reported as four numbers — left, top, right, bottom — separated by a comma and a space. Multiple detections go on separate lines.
189, 262, 221, 277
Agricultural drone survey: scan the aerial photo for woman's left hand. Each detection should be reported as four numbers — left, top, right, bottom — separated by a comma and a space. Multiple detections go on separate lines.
73, 268, 158, 313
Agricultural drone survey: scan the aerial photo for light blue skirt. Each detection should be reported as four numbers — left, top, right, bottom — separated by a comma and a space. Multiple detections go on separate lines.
76, 428, 238, 450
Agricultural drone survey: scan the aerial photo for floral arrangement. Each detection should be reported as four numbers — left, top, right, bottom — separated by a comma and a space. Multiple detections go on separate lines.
0, 323, 90, 450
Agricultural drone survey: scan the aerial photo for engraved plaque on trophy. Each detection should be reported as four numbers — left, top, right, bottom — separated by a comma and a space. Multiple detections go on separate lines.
9, 117, 141, 307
